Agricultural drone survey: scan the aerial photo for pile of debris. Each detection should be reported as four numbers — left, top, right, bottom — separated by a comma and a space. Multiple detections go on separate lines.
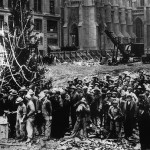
56, 138, 140, 150
61, 59, 100, 67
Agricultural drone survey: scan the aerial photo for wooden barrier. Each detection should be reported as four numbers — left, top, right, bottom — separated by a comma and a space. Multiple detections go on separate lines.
50, 50, 102, 62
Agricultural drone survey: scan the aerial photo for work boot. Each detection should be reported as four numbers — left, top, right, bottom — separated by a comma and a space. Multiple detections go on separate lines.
26, 138, 32, 144
43, 137, 50, 141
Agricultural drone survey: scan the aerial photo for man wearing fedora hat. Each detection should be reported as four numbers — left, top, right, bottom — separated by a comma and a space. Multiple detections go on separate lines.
18, 86, 28, 105
25, 94, 35, 143
39, 92, 52, 141
6, 90, 18, 138
70, 85, 80, 129
103, 91, 112, 130
16, 97, 27, 141
70, 97, 90, 139
108, 100, 123, 139
124, 94, 137, 140
91, 87, 102, 127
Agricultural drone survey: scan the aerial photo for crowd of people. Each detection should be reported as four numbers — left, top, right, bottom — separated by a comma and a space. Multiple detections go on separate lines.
0, 70, 150, 149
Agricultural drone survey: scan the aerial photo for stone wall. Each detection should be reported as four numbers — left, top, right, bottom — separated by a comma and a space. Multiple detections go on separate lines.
63, 0, 136, 52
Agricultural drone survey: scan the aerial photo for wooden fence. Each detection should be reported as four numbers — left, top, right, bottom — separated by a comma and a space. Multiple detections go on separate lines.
50, 50, 102, 62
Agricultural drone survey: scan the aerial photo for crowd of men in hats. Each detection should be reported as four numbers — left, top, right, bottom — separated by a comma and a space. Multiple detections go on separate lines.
0, 70, 150, 149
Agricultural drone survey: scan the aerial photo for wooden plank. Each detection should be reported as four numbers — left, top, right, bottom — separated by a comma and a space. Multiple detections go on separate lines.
79, 51, 89, 60
70, 51, 77, 61
59, 52, 65, 62
87, 52, 93, 59
76, 52, 83, 60
66, 54, 73, 62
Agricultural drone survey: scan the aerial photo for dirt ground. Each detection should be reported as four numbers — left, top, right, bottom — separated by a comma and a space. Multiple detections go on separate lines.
45, 62, 150, 87
1, 62, 148, 150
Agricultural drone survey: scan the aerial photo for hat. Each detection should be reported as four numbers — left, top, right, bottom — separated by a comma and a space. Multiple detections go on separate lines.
43, 89, 49, 94
93, 75, 98, 79
122, 71, 130, 76
89, 84, 94, 87
127, 87, 132, 90
68, 80, 73, 84
78, 79, 82, 83
83, 86, 88, 90
107, 91, 111, 94
77, 86, 83, 91
51, 89, 56, 94
16, 97, 23, 104
74, 77, 78, 81
25, 94, 31, 100
70, 85, 76, 89
9, 89, 15, 93
80, 98, 87, 104
55, 89, 61, 95
112, 91, 117, 94
126, 75, 131, 78
111, 97, 117, 101
94, 87, 101, 92
138, 94, 145, 98
109, 85, 115, 88
137, 86, 142, 89
59, 88, 65, 94
95, 83, 99, 85
39, 92, 45, 100
10, 90, 18, 96
126, 94, 132, 99
105, 74, 111, 78
113, 100, 118, 104
27, 89, 34, 95
19, 86, 27, 92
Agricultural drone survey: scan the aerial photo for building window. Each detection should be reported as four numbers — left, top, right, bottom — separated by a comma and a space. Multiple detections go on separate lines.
140, 0, 144, 6
8, 0, 12, 8
0, 0, 3, 8
0, 16, 4, 28
39, 36, 43, 45
26, 1, 30, 10
47, 38, 58, 46
39, 50, 43, 56
8, 15, 14, 33
34, 0, 42, 13
135, 18, 144, 43
50, 0, 55, 14
34, 19, 42, 32
129, 0, 132, 7
47, 20, 57, 32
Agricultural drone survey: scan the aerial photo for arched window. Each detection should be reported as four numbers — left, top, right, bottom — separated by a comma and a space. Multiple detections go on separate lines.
70, 24, 79, 47
135, 18, 144, 43
140, 0, 144, 6
129, 0, 132, 7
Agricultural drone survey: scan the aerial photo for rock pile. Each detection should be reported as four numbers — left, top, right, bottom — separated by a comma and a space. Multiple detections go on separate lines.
56, 138, 140, 150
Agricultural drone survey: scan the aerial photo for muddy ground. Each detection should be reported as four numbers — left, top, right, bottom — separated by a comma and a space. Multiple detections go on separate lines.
0, 62, 148, 150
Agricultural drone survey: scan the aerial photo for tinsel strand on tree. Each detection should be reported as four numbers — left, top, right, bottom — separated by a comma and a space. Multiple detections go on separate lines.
0, 0, 46, 90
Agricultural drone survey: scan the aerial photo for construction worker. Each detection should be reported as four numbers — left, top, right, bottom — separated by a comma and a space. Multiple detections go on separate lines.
15, 97, 27, 141
25, 94, 35, 143
39, 91, 52, 141
71, 97, 90, 139
108, 100, 123, 139
6, 90, 18, 138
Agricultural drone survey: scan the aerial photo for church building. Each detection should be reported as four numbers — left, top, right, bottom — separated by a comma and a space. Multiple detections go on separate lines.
62, 0, 148, 53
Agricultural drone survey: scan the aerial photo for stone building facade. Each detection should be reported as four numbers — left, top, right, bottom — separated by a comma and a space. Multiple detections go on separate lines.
0, 0, 61, 55
132, 0, 150, 52
62, 0, 147, 53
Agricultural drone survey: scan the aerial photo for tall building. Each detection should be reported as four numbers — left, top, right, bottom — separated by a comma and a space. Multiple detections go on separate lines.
0, 0, 61, 55
62, 0, 146, 53
132, 0, 150, 52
